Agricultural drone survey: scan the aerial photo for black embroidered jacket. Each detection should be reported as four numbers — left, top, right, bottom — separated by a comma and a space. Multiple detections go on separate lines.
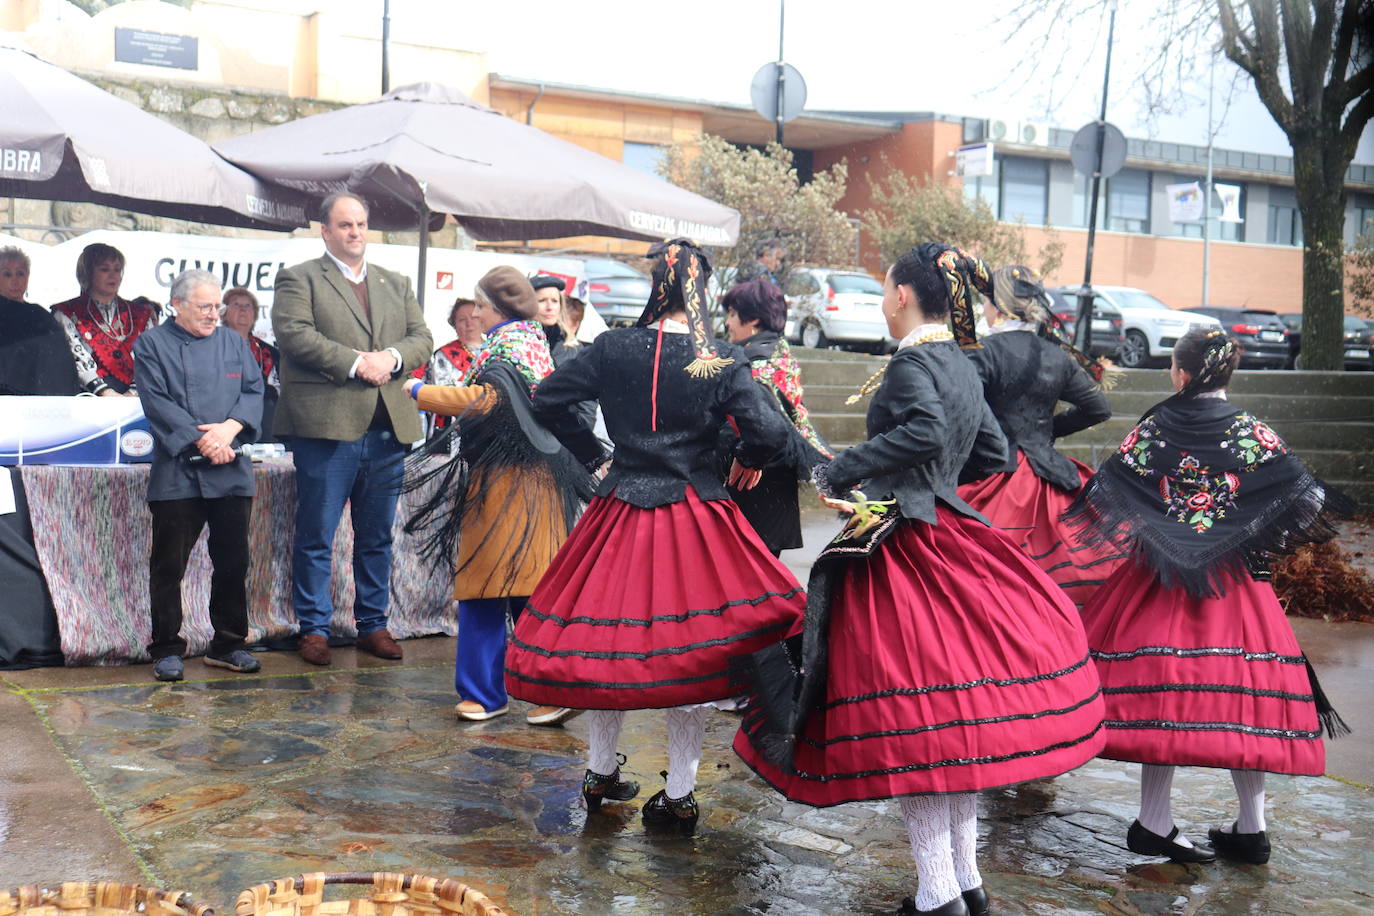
966, 330, 1111, 491
826, 339, 1009, 525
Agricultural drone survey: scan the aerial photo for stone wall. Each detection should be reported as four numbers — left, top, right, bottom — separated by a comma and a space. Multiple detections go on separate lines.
1, 72, 469, 249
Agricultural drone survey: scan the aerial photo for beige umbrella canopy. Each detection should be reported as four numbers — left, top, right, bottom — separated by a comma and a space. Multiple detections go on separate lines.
0, 46, 309, 231
214, 82, 740, 244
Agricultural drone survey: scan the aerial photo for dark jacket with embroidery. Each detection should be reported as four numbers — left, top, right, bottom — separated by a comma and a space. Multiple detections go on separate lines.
826, 339, 1009, 525
532, 327, 790, 508
967, 330, 1111, 491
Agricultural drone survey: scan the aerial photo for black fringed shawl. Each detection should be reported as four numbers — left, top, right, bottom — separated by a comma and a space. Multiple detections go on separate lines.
402, 360, 596, 595
1064, 393, 1353, 599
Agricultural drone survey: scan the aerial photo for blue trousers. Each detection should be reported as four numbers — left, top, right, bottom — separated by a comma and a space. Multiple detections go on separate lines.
456, 596, 527, 711
290, 429, 406, 638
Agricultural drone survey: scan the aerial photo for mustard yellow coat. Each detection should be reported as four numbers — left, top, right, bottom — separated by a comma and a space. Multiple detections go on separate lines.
416, 383, 568, 601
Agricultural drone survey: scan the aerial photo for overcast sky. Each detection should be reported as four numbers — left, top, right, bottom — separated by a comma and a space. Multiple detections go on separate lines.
405, 0, 1373, 164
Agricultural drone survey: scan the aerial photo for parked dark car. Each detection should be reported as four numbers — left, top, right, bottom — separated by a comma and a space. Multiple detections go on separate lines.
1279, 313, 1374, 370
1044, 289, 1126, 360
1189, 306, 1290, 369
585, 257, 652, 326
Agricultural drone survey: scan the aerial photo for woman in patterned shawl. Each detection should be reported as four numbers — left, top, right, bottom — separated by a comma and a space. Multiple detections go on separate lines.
1066, 326, 1352, 867
720, 278, 832, 555
403, 266, 594, 724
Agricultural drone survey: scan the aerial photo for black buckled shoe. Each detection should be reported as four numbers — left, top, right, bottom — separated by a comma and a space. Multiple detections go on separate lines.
896, 896, 970, 916
1208, 824, 1271, 864
582, 758, 640, 812
1126, 819, 1217, 863
641, 788, 699, 836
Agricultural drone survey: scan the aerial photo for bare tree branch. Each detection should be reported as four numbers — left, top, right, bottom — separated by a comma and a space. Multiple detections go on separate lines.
1341, 79, 1374, 147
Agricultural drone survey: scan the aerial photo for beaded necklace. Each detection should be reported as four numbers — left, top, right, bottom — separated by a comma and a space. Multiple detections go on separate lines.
845, 328, 954, 405
87, 295, 131, 342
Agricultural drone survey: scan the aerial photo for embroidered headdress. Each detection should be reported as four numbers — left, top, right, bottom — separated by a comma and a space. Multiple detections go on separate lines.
637, 238, 732, 378
991, 264, 1116, 387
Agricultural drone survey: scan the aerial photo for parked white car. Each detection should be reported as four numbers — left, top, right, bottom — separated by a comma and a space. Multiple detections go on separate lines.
787, 268, 895, 353
1053, 285, 1221, 368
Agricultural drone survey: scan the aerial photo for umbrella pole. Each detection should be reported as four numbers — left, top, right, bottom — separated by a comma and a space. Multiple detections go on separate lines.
416, 207, 429, 311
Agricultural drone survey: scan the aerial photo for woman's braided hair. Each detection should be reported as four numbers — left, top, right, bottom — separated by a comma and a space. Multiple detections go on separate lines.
1173, 327, 1240, 393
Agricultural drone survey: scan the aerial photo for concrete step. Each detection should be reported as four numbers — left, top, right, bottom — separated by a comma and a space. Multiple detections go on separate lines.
1061, 416, 1374, 451
1104, 391, 1374, 421
1059, 442, 1373, 482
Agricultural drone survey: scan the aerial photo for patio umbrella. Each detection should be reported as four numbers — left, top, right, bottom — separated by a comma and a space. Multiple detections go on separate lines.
0, 46, 309, 231
214, 83, 741, 304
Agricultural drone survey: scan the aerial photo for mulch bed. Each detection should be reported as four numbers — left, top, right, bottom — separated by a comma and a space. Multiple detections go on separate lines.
1273, 516, 1374, 622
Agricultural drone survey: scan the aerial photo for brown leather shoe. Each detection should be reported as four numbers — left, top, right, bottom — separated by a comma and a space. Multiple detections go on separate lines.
299, 633, 331, 666
356, 628, 403, 660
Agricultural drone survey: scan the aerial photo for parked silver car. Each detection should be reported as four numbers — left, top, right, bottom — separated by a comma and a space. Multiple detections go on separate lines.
585, 257, 652, 326
787, 268, 895, 353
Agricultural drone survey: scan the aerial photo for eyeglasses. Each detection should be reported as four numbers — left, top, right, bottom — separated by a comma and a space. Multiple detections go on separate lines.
185, 302, 224, 315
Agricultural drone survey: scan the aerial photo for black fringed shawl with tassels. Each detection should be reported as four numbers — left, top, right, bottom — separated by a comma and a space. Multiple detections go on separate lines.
402, 359, 596, 595
1064, 393, 1354, 599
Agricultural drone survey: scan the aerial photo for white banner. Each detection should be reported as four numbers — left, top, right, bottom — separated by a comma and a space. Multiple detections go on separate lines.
956, 143, 996, 178
1166, 181, 1205, 223
1215, 183, 1244, 223
1, 230, 588, 348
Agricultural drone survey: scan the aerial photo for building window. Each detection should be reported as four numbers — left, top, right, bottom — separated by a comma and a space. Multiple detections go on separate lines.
1268, 205, 1302, 246
1073, 168, 1151, 234
963, 164, 1001, 217
1353, 205, 1374, 242
1170, 178, 1245, 242
1000, 156, 1049, 225
622, 141, 667, 177
963, 155, 1047, 225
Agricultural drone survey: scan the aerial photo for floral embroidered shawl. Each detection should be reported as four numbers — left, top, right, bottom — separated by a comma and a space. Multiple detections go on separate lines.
470, 320, 554, 396
1064, 393, 1352, 598
751, 336, 833, 462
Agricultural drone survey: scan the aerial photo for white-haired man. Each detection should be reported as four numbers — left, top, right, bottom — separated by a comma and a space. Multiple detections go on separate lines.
133, 268, 264, 682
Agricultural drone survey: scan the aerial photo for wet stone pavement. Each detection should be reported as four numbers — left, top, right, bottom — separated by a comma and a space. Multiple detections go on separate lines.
3, 638, 1374, 916
4, 512, 1374, 914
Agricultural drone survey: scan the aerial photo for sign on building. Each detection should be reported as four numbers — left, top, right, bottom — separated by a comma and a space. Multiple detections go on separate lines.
956, 143, 995, 178
1166, 181, 1205, 223
114, 28, 199, 71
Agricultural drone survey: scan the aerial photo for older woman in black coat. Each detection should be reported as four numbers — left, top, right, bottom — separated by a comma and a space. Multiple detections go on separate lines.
720, 279, 832, 554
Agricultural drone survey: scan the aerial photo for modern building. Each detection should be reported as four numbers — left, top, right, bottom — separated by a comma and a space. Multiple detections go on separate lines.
3, 0, 1372, 314
490, 75, 1374, 314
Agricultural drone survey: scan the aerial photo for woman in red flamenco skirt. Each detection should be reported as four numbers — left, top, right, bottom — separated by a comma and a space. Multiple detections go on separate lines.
956, 265, 1123, 608
732, 244, 1106, 916
504, 239, 806, 836
1065, 327, 1352, 867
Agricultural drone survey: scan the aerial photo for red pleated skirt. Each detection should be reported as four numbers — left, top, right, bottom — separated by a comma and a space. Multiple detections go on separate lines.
733, 508, 1106, 806
1081, 559, 1325, 775
958, 451, 1126, 608
505, 487, 806, 710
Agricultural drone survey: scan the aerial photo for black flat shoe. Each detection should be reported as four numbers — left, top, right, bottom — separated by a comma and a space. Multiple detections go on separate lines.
641, 788, 699, 836
962, 886, 989, 916
896, 896, 970, 916
1126, 819, 1217, 863
581, 767, 639, 812
1208, 824, 1271, 864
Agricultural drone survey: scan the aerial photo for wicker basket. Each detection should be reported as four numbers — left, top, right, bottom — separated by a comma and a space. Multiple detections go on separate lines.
233, 874, 505, 916
0, 883, 212, 916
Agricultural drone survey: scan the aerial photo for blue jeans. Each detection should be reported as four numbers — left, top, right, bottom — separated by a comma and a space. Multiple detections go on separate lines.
290, 430, 406, 638
456, 596, 527, 710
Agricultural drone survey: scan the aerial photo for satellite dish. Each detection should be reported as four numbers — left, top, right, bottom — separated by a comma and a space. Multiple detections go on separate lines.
750, 62, 807, 124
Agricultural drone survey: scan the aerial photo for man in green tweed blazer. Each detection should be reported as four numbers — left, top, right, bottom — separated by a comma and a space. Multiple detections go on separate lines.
272, 192, 432, 666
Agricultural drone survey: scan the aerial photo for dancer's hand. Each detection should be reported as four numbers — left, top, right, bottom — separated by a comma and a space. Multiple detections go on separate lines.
728, 459, 762, 491
820, 494, 855, 514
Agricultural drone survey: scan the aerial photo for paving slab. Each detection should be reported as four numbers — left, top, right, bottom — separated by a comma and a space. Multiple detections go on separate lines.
2, 650, 1372, 916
